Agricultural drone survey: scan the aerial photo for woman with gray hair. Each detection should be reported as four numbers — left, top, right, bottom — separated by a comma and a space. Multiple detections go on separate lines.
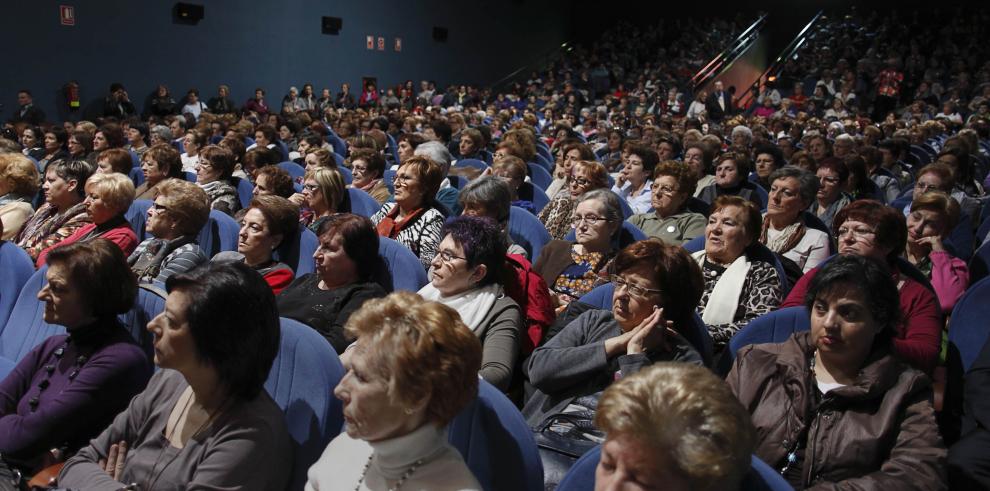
414, 140, 460, 215
458, 176, 527, 257
760, 166, 830, 273
533, 188, 623, 313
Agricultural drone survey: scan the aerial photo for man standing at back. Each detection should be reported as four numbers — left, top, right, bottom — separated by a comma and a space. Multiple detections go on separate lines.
706, 81, 732, 121
8, 90, 45, 125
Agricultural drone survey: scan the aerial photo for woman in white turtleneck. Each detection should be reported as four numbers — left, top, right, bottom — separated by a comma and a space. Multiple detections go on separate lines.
305, 291, 482, 491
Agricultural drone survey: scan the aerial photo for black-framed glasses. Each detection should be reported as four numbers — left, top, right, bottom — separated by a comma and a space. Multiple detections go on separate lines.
435, 249, 467, 263
611, 275, 662, 298
567, 176, 592, 187
572, 215, 610, 226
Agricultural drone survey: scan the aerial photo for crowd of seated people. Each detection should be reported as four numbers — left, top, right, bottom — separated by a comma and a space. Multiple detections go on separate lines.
1, 5, 990, 489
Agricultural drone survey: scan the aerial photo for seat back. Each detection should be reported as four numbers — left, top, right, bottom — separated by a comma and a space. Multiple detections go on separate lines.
970, 240, 990, 286
532, 186, 551, 214
576, 283, 714, 366
455, 158, 489, 172
275, 227, 319, 276
0, 242, 35, 330
448, 380, 543, 491
197, 210, 242, 257
948, 277, 990, 373
946, 210, 975, 262
277, 161, 306, 181
184, 171, 197, 183
347, 188, 382, 218
534, 153, 553, 172
377, 237, 429, 292
129, 167, 145, 187
265, 318, 345, 491
338, 165, 352, 184
527, 163, 553, 190
231, 176, 255, 210
508, 206, 552, 260
125, 199, 154, 242
718, 307, 810, 375
117, 283, 166, 359
0, 267, 66, 363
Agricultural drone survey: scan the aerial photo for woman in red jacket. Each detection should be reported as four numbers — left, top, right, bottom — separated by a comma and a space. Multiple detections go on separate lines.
781, 200, 941, 375
36, 172, 137, 267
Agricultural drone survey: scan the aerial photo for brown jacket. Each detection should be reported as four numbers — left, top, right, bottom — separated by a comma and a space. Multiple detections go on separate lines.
728, 332, 947, 490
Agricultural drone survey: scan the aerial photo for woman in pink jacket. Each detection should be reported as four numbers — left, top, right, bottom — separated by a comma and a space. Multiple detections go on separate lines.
904, 191, 969, 313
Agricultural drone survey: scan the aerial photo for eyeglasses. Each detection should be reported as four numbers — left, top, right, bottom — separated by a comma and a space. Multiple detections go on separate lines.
303, 183, 319, 192
572, 214, 610, 226
836, 226, 876, 240
611, 275, 662, 298
567, 176, 592, 187
654, 185, 678, 196
914, 182, 941, 193
435, 249, 467, 263
818, 176, 841, 185
394, 173, 418, 184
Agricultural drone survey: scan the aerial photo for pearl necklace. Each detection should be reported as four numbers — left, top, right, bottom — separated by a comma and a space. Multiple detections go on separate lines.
354, 454, 423, 491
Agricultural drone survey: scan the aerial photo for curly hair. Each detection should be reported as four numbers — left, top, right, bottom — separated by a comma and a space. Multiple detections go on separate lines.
654, 160, 698, 196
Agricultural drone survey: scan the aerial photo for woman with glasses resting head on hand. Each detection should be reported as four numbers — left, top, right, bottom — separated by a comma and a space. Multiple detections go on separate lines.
129, 179, 211, 283
195, 145, 240, 216
628, 160, 706, 245
370, 156, 446, 270
729, 255, 947, 490
418, 216, 522, 391
534, 189, 624, 313
782, 200, 942, 375
278, 214, 388, 354
58, 261, 292, 491
305, 291, 483, 491
903, 191, 969, 313
539, 160, 610, 240
594, 363, 756, 491
523, 239, 705, 427
693, 196, 783, 353
0, 240, 151, 487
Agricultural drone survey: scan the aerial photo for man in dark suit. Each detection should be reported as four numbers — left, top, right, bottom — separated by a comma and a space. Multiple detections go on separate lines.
8, 90, 46, 125
705, 81, 733, 121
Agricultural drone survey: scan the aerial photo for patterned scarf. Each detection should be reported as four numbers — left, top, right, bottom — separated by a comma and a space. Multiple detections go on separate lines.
760, 218, 806, 254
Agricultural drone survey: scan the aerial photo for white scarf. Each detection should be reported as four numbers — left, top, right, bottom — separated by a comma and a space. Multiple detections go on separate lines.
417, 282, 501, 332
691, 250, 751, 326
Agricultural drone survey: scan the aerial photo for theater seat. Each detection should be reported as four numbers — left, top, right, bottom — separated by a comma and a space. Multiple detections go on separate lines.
117, 282, 167, 359
948, 277, 990, 374
448, 379, 543, 491
718, 306, 810, 375
508, 206, 552, 260
125, 199, 153, 242
198, 210, 241, 257
265, 318, 344, 491
557, 446, 793, 491
532, 186, 551, 214
275, 227, 319, 276
231, 176, 254, 210
528, 163, 553, 190
347, 188, 382, 218
378, 237, 429, 292
0, 267, 65, 379
128, 166, 145, 187
278, 161, 306, 181
576, 283, 714, 367
969, 240, 990, 285
0, 242, 35, 330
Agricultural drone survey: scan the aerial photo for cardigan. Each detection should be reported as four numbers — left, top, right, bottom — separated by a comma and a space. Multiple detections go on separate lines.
58, 370, 292, 491
532, 240, 612, 301
370, 202, 445, 270
0, 319, 151, 465
628, 210, 707, 245
305, 424, 480, 491
276, 274, 388, 354
36, 217, 137, 267
916, 250, 969, 314
695, 253, 783, 350
0, 200, 33, 240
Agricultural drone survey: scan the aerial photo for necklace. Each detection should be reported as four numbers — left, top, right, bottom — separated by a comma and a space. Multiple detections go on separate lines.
354, 454, 423, 491
144, 389, 227, 490
30, 336, 89, 412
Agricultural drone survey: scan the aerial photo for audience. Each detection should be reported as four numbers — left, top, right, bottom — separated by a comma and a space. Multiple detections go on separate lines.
0, 153, 39, 240
370, 156, 445, 270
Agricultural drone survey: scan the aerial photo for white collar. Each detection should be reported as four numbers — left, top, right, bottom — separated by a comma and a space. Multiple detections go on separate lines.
369, 424, 449, 479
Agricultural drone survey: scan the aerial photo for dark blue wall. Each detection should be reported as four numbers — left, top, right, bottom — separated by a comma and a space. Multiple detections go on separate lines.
2, 0, 569, 122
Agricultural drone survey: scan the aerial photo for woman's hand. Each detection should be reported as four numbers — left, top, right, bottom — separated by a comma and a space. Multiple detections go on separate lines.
553, 164, 567, 179
627, 307, 673, 355
288, 193, 307, 207
913, 235, 945, 252
99, 441, 128, 480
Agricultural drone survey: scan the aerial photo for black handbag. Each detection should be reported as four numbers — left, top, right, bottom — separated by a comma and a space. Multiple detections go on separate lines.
533, 414, 601, 490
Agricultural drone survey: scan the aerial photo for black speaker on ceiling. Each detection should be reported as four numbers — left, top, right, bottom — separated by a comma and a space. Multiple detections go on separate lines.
322, 16, 342, 35
432, 26, 448, 43
173, 2, 204, 25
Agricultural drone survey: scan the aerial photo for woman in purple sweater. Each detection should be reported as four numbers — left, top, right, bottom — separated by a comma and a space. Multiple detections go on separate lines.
0, 239, 152, 486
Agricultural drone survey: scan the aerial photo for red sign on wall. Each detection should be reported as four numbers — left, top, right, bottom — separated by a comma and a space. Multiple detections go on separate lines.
366, 36, 374, 50
60, 5, 75, 26
377, 37, 385, 51
394, 38, 402, 52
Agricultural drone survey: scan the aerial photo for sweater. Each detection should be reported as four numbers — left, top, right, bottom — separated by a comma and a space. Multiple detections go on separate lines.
305, 424, 480, 491
276, 274, 387, 354
128, 237, 207, 283
0, 320, 151, 465
58, 370, 292, 491
0, 201, 33, 240
36, 217, 138, 267
628, 210, 707, 245
370, 202, 445, 271
782, 264, 941, 375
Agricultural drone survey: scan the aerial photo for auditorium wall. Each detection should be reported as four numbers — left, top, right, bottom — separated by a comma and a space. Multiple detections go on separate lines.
1, 0, 569, 122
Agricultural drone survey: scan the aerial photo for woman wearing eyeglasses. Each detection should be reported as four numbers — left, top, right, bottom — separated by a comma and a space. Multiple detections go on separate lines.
418, 216, 522, 392
371, 156, 446, 270
129, 179, 210, 283
782, 200, 942, 375
903, 191, 969, 313
195, 145, 240, 216
523, 239, 705, 429
294, 167, 347, 233
693, 196, 783, 352
534, 190, 623, 314
538, 160, 609, 240
809, 157, 852, 230
628, 161, 706, 245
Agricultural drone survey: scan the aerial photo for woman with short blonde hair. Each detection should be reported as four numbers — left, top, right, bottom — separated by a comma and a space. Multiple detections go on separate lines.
0, 153, 39, 239
306, 291, 483, 491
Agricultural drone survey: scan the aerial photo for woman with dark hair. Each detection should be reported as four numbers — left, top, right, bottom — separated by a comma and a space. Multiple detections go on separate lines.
347, 149, 389, 205
539, 160, 610, 240
217, 195, 298, 294
397, 132, 426, 164
782, 200, 942, 374
180, 129, 208, 172
418, 216, 522, 391
135, 144, 184, 200
58, 261, 293, 490
196, 145, 240, 215
935, 146, 983, 220
67, 131, 93, 161
370, 156, 446, 270
729, 255, 946, 490
95, 148, 132, 175
810, 157, 852, 229
252, 166, 295, 199
277, 213, 387, 354
547, 142, 596, 198
844, 155, 882, 202
612, 144, 659, 214
598, 128, 624, 162
0, 240, 151, 486
697, 152, 766, 209
126, 123, 150, 157
18, 126, 46, 161
753, 144, 784, 190
15, 159, 94, 261
629, 161, 706, 245
523, 239, 705, 427
38, 128, 70, 171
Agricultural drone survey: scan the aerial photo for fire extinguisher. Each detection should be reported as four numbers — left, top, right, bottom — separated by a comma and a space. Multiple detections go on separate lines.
64, 81, 80, 111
